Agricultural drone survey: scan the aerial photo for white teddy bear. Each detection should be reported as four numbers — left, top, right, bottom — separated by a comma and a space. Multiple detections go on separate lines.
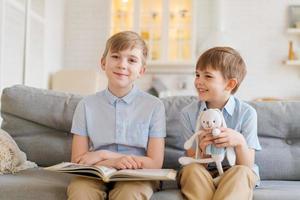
0, 128, 37, 174
179, 109, 236, 176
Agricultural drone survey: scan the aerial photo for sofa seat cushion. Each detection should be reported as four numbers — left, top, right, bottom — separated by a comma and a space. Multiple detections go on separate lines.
0, 168, 74, 200
151, 189, 183, 200
151, 181, 300, 200
254, 180, 300, 200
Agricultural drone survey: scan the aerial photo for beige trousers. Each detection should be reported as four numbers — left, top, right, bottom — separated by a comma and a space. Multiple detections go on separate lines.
179, 163, 258, 200
67, 176, 159, 200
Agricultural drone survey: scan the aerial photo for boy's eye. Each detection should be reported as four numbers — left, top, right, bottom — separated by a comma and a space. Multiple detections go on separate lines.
205, 75, 213, 78
129, 58, 137, 63
195, 73, 200, 78
111, 55, 119, 59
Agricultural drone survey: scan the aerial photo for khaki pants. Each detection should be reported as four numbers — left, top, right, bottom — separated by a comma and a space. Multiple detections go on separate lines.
67, 177, 159, 200
178, 163, 258, 200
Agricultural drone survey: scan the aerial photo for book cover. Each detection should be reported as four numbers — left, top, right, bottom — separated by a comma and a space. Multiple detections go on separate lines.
44, 162, 177, 183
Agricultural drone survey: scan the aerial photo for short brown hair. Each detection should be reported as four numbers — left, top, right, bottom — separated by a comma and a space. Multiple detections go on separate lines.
102, 31, 148, 65
196, 47, 247, 94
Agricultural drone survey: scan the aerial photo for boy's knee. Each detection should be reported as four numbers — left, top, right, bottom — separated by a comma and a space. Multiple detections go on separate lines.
225, 165, 258, 188
229, 165, 253, 175
109, 181, 154, 200
67, 177, 106, 200
68, 177, 98, 190
181, 163, 206, 176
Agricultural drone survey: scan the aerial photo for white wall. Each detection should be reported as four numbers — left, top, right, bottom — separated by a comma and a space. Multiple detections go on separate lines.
63, 0, 300, 100
44, 0, 66, 88
64, 0, 110, 70
198, 0, 300, 100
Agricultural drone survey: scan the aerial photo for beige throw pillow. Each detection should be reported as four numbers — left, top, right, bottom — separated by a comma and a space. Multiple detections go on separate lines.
0, 128, 37, 174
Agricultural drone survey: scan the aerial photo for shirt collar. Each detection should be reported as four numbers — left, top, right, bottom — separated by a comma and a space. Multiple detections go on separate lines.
198, 95, 235, 116
104, 85, 138, 105
223, 96, 235, 116
198, 101, 208, 112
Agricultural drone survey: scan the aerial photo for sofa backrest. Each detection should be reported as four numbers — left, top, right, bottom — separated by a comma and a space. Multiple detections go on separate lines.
1, 85, 300, 180
249, 101, 300, 180
1, 85, 81, 166
161, 96, 197, 169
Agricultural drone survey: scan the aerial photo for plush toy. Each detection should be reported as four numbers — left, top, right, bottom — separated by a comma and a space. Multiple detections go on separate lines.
0, 128, 37, 174
178, 109, 236, 176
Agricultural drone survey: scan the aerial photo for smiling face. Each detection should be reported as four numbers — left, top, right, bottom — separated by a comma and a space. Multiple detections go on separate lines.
101, 47, 145, 97
194, 66, 232, 108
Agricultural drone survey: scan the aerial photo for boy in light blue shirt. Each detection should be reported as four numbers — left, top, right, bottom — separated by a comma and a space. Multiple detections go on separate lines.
178, 47, 261, 200
67, 31, 166, 200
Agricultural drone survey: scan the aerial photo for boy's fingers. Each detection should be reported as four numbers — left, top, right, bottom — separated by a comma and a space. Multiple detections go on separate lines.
220, 127, 228, 131
74, 157, 80, 163
116, 163, 126, 170
199, 141, 213, 153
127, 157, 138, 169
122, 156, 139, 169
200, 135, 214, 144
120, 157, 132, 168
117, 157, 129, 169
215, 142, 228, 148
214, 137, 227, 144
123, 160, 133, 168
198, 130, 209, 140
132, 156, 142, 168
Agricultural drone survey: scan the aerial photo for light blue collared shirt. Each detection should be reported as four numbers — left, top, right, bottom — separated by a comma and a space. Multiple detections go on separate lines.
180, 96, 262, 179
71, 85, 166, 156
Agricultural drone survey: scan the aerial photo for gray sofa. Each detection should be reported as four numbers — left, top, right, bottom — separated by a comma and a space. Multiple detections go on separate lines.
0, 85, 299, 200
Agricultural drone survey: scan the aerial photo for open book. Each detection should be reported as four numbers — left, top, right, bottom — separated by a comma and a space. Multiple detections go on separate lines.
44, 162, 177, 183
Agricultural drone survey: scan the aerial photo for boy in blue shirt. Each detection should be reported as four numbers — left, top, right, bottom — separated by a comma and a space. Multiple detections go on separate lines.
178, 47, 261, 200
67, 31, 166, 200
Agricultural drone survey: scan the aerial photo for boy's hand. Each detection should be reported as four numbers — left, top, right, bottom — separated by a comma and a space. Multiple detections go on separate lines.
198, 129, 213, 156
213, 127, 246, 148
75, 150, 106, 165
110, 155, 143, 170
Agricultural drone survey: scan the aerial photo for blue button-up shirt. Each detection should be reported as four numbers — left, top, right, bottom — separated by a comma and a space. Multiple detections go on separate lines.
180, 96, 262, 179
71, 85, 166, 156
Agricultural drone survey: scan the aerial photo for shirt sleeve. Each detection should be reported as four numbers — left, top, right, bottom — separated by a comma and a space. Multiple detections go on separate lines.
241, 107, 262, 151
180, 108, 198, 155
149, 101, 166, 138
180, 110, 194, 141
71, 100, 88, 136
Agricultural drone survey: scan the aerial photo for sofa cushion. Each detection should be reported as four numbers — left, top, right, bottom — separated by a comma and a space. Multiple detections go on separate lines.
1, 85, 81, 166
1, 85, 81, 131
2, 86, 300, 181
161, 96, 197, 169
151, 189, 183, 200
0, 168, 74, 200
249, 102, 300, 180
254, 180, 300, 200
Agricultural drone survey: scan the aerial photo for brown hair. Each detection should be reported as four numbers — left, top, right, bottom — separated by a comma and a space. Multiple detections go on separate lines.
102, 31, 148, 65
196, 47, 247, 94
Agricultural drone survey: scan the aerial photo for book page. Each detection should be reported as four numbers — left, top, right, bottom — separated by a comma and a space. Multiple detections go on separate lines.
109, 168, 177, 181
95, 165, 117, 177
44, 162, 117, 177
44, 162, 177, 182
